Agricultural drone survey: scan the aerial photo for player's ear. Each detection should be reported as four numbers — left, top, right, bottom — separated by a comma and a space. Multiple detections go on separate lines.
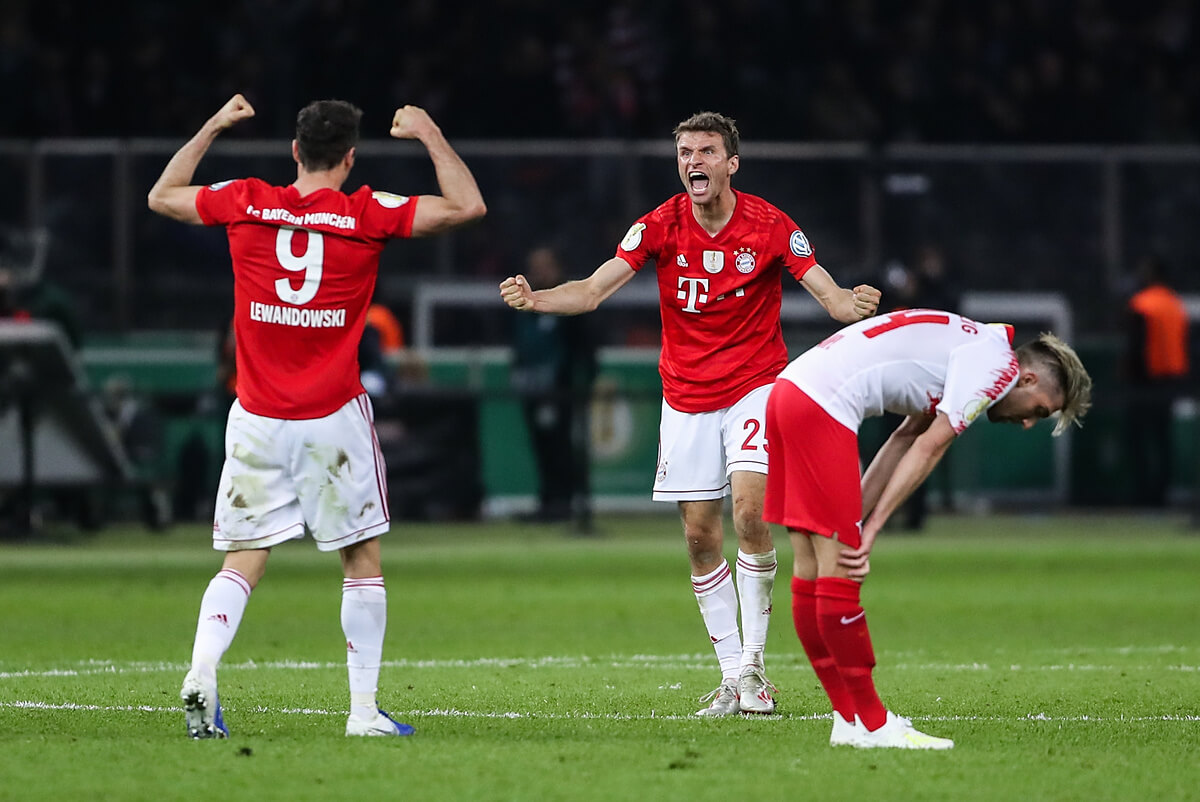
345, 146, 356, 169
727, 154, 740, 176
291, 140, 301, 166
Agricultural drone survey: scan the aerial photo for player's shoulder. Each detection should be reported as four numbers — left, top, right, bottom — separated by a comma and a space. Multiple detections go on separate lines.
642, 193, 690, 223
735, 191, 794, 227
347, 184, 416, 214
198, 175, 252, 196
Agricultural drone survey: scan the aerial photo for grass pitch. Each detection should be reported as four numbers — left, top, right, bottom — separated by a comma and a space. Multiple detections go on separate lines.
1, 512, 1198, 801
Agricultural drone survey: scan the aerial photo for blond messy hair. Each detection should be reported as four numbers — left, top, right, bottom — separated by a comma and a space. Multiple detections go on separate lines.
1016, 332, 1093, 436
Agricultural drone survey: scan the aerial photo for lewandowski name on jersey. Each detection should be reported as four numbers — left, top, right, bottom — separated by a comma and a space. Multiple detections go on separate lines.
249, 302, 347, 328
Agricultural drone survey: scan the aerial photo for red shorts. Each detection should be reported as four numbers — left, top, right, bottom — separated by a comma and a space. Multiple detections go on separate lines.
763, 379, 863, 548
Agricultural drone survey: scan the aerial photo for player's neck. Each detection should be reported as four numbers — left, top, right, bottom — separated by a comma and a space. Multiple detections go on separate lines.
292, 167, 348, 196
690, 189, 736, 236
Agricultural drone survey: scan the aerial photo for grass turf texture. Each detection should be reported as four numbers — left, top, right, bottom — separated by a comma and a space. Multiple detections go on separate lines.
1, 513, 1198, 801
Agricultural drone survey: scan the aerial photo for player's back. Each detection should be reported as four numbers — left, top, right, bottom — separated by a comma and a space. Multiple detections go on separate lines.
196, 178, 418, 419
779, 309, 1018, 431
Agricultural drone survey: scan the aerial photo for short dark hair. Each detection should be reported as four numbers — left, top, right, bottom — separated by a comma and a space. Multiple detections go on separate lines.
674, 111, 739, 158
295, 100, 363, 171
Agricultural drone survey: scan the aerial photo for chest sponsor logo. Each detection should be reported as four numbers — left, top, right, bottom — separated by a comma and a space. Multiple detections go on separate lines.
676, 277, 709, 313
734, 247, 756, 274
620, 223, 646, 251
789, 229, 812, 258
702, 250, 724, 274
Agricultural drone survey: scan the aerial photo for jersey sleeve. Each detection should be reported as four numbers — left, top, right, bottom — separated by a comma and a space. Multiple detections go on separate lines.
613, 211, 664, 272
194, 178, 248, 227
773, 212, 818, 281
937, 340, 1020, 434
357, 188, 419, 240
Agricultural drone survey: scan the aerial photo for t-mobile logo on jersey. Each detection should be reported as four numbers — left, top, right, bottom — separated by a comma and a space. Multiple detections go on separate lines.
677, 276, 709, 313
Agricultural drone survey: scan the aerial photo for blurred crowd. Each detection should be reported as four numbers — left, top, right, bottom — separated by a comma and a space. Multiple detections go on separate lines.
4, 0, 1200, 144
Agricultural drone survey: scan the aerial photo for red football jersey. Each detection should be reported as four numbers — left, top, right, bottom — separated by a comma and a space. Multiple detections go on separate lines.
196, 178, 418, 419
615, 191, 818, 412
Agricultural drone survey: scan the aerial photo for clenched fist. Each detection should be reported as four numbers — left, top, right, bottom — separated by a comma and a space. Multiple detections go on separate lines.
213, 94, 255, 130
852, 284, 882, 318
390, 105, 437, 140
499, 275, 535, 311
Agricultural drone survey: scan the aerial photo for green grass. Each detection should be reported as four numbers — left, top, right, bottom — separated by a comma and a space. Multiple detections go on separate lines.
2, 513, 1199, 801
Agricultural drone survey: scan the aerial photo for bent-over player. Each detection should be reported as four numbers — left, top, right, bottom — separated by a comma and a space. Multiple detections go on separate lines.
764, 309, 1092, 748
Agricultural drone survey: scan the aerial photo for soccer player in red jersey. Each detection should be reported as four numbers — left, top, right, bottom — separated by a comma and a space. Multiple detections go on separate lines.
148, 94, 485, 738
500, 112, 881, 716
765, 310, 1092, 747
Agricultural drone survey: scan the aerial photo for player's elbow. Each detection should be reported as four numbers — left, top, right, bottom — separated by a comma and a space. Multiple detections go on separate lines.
428, 198, 486, 234
147, 188, 184, 221
459, 197, 487, 224
146, 188, 167, 216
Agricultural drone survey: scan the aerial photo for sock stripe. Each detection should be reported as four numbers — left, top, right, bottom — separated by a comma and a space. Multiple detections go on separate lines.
736, 557, 778, 574
216, 569, 252, 597
691, 562, 731, 595
343, 576, 385, 590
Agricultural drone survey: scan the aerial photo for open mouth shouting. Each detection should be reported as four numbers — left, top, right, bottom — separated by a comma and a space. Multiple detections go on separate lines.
688, 171, 710, 194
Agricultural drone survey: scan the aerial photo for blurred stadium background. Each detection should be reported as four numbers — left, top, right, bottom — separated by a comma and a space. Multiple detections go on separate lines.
3, 0, 1200, 532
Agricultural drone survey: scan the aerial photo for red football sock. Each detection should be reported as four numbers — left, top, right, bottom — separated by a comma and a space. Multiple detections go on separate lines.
791, 576, 856, 721
815, 577, 887, 730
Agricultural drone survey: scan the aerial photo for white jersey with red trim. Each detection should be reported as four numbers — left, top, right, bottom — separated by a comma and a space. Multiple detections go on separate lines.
777, 309, 1019, 434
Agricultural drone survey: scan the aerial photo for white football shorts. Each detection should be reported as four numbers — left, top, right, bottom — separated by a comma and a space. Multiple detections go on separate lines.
212, 393, 390, 552
652, 383, 771, 502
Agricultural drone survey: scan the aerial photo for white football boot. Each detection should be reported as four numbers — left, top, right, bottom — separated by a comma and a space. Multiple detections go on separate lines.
694, 680, 740, 717
346, 708, 415, 736
829, 711, 864, 746
180, 669, 228, 739
854, 711, 954, 750
736, 665, 777, 714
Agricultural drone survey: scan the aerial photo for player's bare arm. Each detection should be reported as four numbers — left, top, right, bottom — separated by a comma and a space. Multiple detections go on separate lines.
391, 105, 487, 237
500, 257, 635, 315
860, 411, 936, 516
800, 265, 882, 323
147, 94, 256, 224
840, 413, 956, 580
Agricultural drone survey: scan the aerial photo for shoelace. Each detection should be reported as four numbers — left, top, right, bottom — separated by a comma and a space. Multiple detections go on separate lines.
698, 683, 736, 704
742, 667, 776, 695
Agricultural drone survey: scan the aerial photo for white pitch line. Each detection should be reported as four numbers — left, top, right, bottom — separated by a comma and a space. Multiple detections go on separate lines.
3, 700, 1199, 724
3, 655, 1200, 681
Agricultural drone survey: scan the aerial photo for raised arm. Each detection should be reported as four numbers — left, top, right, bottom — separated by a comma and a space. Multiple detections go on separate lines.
499, 257, 636, 315
147, 94, 256, 224
391, 106, 487, 237
800, 264, 881, 323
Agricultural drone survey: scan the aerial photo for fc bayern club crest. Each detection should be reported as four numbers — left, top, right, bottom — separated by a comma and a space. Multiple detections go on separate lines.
734, 249, 756, 274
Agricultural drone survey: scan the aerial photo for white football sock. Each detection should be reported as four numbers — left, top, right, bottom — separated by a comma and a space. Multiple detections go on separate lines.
342, 576, 387, 720
736, 548, 777, 670
190, 568, 252, 679
692, 561, 742, 681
